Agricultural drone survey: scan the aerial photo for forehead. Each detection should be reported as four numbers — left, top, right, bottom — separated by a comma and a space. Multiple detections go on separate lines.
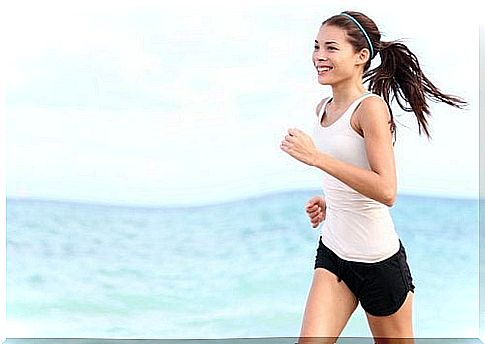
315, 24, 349, 45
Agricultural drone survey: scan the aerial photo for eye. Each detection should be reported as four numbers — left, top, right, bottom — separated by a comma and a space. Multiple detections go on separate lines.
328, 47, 337, 50
314, 45, 319, 49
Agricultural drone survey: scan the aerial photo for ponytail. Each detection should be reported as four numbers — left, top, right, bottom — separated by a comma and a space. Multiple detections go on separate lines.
364, 39, 468, 145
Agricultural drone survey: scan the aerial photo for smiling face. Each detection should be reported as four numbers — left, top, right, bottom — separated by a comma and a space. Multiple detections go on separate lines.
312, 24, 369, 86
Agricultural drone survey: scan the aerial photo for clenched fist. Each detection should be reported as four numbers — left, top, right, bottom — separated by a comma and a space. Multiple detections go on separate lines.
305, 195, 326, 229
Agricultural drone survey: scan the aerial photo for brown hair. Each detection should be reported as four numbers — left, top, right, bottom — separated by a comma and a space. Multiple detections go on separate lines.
322, 10, 468, 145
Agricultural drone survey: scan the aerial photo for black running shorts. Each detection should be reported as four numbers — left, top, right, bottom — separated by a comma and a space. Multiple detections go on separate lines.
314, 236, 416, 316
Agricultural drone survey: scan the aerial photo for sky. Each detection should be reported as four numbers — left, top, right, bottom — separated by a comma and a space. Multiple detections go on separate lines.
3, 0, 481, 207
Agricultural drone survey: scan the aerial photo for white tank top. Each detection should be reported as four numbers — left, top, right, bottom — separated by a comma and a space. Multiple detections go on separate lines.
312, 91, 400, 263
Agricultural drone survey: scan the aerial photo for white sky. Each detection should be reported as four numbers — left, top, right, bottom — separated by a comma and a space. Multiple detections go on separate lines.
2, 0, 481, 207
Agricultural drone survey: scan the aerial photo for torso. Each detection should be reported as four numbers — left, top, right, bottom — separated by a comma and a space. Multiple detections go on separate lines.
312, 92, 400, 262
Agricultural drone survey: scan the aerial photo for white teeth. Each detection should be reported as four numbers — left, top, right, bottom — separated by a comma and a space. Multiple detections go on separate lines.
317, 66, 332, 72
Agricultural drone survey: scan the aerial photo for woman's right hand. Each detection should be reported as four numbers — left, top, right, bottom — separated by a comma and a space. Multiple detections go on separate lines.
305, 195, 326, 229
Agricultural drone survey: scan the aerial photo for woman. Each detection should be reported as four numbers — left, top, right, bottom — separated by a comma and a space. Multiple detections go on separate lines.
280, 10, 467, 344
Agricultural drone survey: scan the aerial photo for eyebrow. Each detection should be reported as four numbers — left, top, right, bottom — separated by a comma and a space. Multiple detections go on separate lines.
314, 40, 339, 45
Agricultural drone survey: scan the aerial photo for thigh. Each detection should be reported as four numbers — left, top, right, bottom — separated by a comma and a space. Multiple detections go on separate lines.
357, 240, 415, 317
366, 290, 415, 343
298, 268, 359, 344
360, 240, 416, 342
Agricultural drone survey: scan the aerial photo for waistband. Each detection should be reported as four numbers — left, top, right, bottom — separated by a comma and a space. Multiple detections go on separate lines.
319, 236, 402, 265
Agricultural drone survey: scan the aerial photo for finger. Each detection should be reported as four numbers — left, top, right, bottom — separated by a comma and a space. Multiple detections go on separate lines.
309, 204, 321, 211
305, 203, 315, 210
305, 204, 315, 211
306, 199, 321, 209
280, 142, 290, 150
307, 208, 320, 216
309, 208, 320, 216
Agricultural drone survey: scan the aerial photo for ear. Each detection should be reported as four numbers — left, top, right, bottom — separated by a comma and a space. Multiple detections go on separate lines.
355, 48, 371, 66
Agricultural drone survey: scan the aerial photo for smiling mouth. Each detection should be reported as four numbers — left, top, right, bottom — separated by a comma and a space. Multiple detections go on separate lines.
317, 66, 333, 74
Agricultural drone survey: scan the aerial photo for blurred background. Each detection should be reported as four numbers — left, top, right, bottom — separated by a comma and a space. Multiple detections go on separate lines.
4, 0, 480, 339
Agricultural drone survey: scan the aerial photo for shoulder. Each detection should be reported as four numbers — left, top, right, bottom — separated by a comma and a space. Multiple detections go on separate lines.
315, 97, 331, 117
356, 95, 391, 132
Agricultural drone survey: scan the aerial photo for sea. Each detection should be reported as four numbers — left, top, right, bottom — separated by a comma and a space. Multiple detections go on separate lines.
6, 191, 479, 339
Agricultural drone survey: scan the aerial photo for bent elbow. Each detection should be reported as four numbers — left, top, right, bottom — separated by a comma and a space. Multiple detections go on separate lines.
383, 189, 396, 207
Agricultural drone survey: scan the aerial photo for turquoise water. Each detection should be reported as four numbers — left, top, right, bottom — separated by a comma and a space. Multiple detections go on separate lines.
6, 191, 479, 338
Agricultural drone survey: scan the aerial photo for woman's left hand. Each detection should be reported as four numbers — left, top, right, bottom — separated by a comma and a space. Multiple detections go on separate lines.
280, 128, 319, 166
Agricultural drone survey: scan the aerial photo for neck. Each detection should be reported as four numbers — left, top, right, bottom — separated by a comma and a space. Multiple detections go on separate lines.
329, 78, 368, 108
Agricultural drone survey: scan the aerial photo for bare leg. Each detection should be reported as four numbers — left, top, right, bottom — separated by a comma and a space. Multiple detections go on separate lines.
297, 268, 359, 344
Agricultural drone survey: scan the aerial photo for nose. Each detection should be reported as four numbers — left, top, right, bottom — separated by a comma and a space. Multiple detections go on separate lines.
313, 52, 328, 61
313, 51, 329, 65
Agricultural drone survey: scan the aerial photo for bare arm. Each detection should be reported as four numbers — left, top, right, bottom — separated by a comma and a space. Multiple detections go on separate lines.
312, 97, 397, 206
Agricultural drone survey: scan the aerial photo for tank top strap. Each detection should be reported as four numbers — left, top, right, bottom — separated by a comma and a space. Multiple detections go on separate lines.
317, 96, 332, 123
340, 92, 378, 121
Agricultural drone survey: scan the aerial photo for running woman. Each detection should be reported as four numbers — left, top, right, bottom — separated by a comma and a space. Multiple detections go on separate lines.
280, 10, 467, 344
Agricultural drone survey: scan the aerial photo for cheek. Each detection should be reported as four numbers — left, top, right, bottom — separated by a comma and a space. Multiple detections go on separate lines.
333, 62, 352, 75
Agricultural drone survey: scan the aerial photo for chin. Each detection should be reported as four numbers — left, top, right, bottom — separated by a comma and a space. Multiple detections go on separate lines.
317, 78, 331, 85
